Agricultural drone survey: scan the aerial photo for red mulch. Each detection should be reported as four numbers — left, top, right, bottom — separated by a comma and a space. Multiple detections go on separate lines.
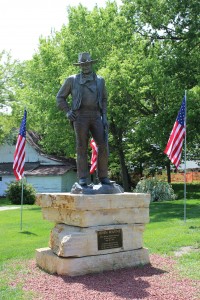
12, 254, 200, 300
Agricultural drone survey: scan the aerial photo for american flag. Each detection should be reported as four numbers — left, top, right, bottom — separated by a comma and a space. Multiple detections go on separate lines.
13, 110, 27, 180
90, 139, 98, 174
164, 97, 186, 168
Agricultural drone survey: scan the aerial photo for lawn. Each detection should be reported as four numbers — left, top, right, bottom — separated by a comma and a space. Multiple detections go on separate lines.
0, 206, 53, 263
0, 205, 53, 300
144, 183, 200, 279
0, 183, 199, 299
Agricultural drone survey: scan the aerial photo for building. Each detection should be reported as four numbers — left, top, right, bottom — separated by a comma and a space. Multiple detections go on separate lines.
0, 131, 77, 196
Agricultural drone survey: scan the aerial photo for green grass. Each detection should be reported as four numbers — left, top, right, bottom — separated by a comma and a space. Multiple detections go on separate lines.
0, 197, 12, 206
145, 200, 200, 253
0, 259, 36, 300
0, 205, 53, 263
144, 183, 200, 279
172, 182, 200, 200
0, 203, 53, 299
0, 184, 199, 299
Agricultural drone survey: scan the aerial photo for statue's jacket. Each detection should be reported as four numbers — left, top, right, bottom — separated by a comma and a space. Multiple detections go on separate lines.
56, 73, 107, 114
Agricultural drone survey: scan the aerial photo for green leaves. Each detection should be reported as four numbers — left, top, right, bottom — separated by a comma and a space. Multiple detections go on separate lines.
1, 0, 199, 188
5, 180, 36, 205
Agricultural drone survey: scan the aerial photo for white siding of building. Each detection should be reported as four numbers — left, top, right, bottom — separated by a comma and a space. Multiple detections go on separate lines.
0, 141, 77, 195
26, 176, 62, 193
61, 171, 77, 192
0, 172, 77, 196
0, 143, 61, 165
0, 175, 13, 196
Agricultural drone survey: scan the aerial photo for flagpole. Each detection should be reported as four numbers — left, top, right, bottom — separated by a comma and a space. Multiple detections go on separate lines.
20, 178, 24, 231
184, 90, 187, 223
13, 109, 27, 231
20, 107, 27, 231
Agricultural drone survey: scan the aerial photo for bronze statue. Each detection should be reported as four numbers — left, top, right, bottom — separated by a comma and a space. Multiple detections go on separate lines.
56, 52, 110, 186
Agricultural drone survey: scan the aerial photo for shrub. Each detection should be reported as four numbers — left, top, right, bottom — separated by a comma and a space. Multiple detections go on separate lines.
134, 178, 177, 202
5, 180, 36, 205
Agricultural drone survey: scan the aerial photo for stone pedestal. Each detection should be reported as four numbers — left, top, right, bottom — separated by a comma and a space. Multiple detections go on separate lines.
36, 192, 150, 276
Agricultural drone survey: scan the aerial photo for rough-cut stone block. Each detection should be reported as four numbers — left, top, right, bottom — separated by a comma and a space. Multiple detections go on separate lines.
36, 192, 150, 211
41, 207, 149, 227
50, 223, 145, 257
36, 247, 150, 276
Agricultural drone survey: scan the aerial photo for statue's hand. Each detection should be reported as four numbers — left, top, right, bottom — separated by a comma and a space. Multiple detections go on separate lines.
66, 110, 76, 121
102, 114, 108, 129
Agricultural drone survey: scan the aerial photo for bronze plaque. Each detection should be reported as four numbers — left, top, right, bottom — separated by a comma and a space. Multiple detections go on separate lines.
97, 229, 123, 250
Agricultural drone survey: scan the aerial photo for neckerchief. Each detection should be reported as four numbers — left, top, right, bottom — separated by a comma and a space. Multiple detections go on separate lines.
80, 72, 96, 93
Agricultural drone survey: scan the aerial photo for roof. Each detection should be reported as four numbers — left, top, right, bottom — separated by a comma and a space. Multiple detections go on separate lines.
0, 162, 76, 176
178, 161, 200, 170
26, 131, 76, 165
0, 130, 77, 176
25, 164, 75, 176
0, 163, 39, 176
26, 131, 42, 153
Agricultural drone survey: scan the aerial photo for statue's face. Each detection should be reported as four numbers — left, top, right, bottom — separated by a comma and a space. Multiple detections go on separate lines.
80, 63, 93, 75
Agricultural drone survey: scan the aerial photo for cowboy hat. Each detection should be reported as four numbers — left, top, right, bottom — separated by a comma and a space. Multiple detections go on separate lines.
73, 52, 98, 66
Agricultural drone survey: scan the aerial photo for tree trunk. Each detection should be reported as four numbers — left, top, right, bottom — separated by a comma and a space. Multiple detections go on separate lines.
166, 160, 171, 183
109, 120, 130, 192
118, 147, 130, 192
139, 162, 143, 177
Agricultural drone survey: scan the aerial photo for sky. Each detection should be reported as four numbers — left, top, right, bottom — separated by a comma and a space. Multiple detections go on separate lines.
0, 0, 121, 61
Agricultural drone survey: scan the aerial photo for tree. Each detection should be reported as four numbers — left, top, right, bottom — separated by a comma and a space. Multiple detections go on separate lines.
0, 51, 16, 108
11, 2, 123, 157
0, 51, 19, 143
121, 0, 200, 181
2, 0, 199, 189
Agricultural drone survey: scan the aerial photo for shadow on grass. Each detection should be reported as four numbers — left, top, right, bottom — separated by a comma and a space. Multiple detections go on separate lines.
189, 226, 200, 231
172, 183, 200, 200
150, 200, 200, 222
27, 207, 41, 211
0, 197, 11, 206
19, 231, 38, 236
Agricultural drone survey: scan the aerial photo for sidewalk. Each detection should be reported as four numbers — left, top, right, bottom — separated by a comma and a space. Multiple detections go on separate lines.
0, 206, 20, 211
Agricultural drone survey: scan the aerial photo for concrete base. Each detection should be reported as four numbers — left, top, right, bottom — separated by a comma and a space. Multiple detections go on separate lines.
36, 192, 150, 227
36, 247, 150, 276
50, 223, 145, 257
42, 207, 149, 226
36, 192, 150, 211
36, 192, 150, 276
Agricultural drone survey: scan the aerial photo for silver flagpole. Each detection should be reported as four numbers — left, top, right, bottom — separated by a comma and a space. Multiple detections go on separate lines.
184, 90, 187, 223
20, 107, 27, 231
20, 178, 24, 231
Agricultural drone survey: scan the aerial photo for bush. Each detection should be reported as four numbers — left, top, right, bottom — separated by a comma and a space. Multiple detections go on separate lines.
5, 180, 36, 205
134, 178, 177, 202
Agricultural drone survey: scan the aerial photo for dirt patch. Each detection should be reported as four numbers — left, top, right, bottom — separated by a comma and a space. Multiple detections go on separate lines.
174, 246, 200, 257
